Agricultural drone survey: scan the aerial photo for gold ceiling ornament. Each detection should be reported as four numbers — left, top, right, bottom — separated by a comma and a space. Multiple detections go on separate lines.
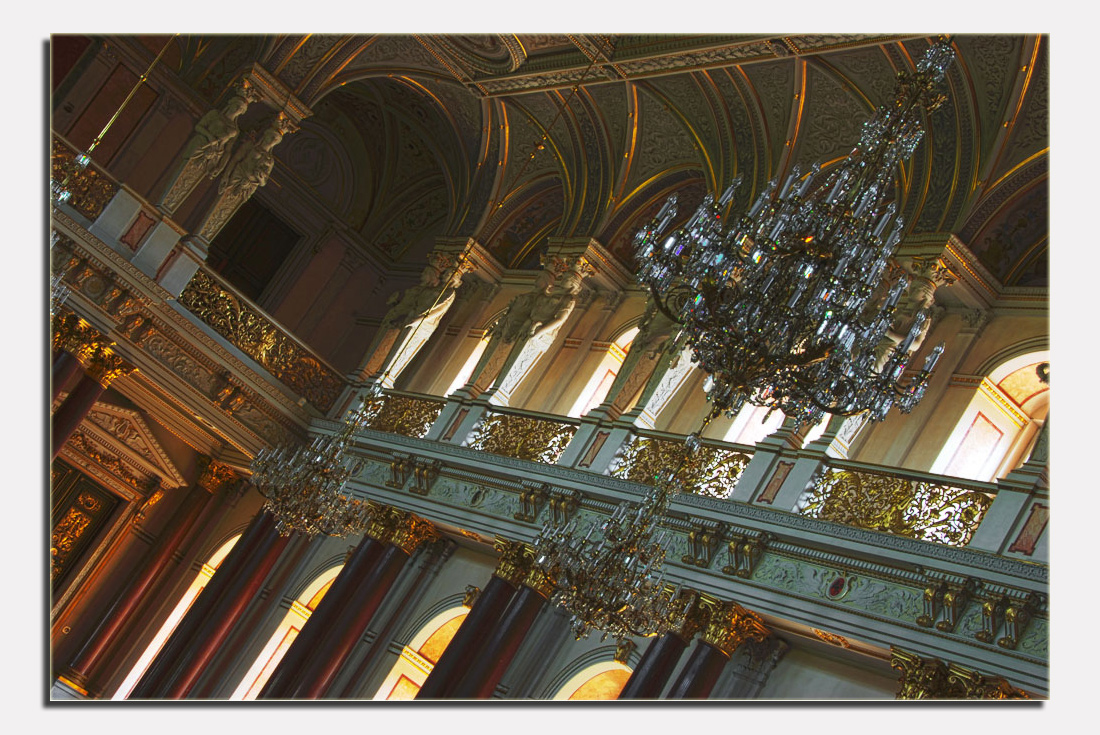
700, 599, 770, 657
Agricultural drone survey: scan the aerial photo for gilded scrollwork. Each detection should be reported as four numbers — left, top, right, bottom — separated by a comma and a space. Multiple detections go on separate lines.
361, 395, 445, 439
609, 435, 751, 500
178, 269, 343, 411
52, 136, 120, 222
466, 412, 577, 464
800, 468, 992, 547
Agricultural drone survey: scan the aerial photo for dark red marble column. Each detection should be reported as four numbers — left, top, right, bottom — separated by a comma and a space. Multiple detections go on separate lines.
287, 543, 411, 699
63, 476, 219, 693
127, 509, 275, 699
665, 599, 770, 700
617, 631, 690, 699
448, 565, 553, 700
161, 525, 293, 698
51, 347, 134, 461
665, 640, 729, 699
257, 534, 386, 699
52, 350, 83, 402
414, 574, 518, 699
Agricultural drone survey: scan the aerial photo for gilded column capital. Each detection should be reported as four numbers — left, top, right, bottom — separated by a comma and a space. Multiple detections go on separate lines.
665, 589, 707, 641
699, 599, 770, 657
52, 310, 107, 362
82, 345, 136, 388
522, 563, 556, 599
364, 503, 439, 554
891, 647, 951, 699
463, 584, 481, 608
491, 535, 536, 587
196, 457, 240, 495
945, 662, 1031, 699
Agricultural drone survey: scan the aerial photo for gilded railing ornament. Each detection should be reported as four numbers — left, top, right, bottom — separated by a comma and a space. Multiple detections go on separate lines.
178, 269, 343, 411
891, 647, 1030, 699
361, 394, 445, 439
700, 600, 770, 657
51, 136, 120, 221
800, 468, 992, 546
467, 412, 577, 464
609, 435, 750, 500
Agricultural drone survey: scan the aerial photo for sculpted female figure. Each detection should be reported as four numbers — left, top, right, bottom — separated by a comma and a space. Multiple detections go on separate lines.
159, 92, 252, 214
197, 125, 283, 240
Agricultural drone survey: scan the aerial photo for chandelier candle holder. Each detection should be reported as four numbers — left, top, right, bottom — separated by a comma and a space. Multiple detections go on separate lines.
532, 462, 697, 643
250, 398, 382, 538
632, 38, 955, 431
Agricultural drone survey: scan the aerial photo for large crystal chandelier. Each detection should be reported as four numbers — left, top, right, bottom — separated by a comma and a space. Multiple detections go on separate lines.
533, 38, 957, 646
250, 398, 381, 538
533, 468, 692, 642
633, 38, 955, 430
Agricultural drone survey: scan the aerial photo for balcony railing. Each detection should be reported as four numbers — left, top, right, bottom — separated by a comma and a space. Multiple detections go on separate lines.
609, 431, 753, 500
51, 134, 120, 222
465, 407, 578, 465
798, 461, 996, 547
178, 267, 345, 413
362, 392, 446, 439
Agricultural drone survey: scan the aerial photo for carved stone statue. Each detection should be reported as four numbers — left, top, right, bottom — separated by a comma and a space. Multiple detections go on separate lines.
197, 122, 285, 241
382, 253, 468, 330
159, 84, 255, 214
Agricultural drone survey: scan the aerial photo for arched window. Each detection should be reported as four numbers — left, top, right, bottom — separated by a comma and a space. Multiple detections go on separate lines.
552, 661, 633, 700
931, 352, 1049, 481
372, 606, 468, 700
112, 533, 240, 700
568, 327, 640, 418
228, 564, 342, 700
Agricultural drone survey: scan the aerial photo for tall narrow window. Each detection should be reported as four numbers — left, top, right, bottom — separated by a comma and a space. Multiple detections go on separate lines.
229, 565, 342, 700
372, 606, 468, 700
112, 534, 240, 700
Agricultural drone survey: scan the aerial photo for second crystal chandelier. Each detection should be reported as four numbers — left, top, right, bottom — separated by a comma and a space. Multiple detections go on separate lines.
632, 39, 955, 431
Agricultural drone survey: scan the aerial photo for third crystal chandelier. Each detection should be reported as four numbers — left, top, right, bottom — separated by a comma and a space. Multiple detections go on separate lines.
633, 38, 955, 431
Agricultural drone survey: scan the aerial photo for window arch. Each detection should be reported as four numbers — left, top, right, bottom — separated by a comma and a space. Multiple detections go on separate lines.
112, 533, 240, 700
228, 563, 343, 700
552, 660, 633, 700
930, 351, 1050, 481
372, 605, 468, 700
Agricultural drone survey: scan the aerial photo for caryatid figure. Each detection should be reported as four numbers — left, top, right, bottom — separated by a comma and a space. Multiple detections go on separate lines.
197, 117, 291, 241
159, 81, 257, 215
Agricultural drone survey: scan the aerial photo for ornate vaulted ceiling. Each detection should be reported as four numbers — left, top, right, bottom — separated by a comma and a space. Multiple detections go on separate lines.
141, 33, 1048, 288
